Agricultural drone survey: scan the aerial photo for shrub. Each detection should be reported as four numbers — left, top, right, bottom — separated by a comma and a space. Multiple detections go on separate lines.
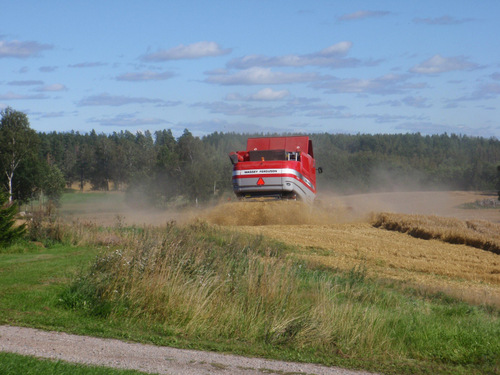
0, 192, 25, 247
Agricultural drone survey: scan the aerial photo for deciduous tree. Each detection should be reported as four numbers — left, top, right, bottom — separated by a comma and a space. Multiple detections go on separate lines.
0, 107, 39, 203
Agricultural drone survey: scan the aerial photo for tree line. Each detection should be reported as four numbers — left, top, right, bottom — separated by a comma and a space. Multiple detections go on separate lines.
1, 107, 500, 207
310, 133, 500, 194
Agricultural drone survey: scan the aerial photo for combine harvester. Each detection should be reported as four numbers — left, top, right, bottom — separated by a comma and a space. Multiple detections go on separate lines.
229, 136, 321, 203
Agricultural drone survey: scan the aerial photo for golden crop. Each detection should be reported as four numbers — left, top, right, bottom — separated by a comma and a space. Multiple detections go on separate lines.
207, 200, 500, 307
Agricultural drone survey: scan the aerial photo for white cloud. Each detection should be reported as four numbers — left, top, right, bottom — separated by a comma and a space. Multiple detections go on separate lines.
227, 42, 360, 69
116, 71, 174, 81
302, 105, 350, 120
313, 74, 413, 95
396, 122, 496, 137
175, 119, 284, 136
250, 88, 290, 101
410, 55, 479, 74
142, 41, 231, 61
8, 80, 44, 86
195, 95, 347, 120
36, 83, 67, 92
401, 96, 431, 108
39, 66, 58, 72
338, 10, 391, 21
0, 91, 47, 100
227, 88, 290, 101
78, 93, 164, 106
491, 73, 500, 81
68, 62, 107, 68
319, 41, 352, 56
367, 100, 402, 107
224, 93, 243, 101
367, 96, 430, 108
413, 16, 473, 25
455, 83, 500, 101
88, 113, 171, 127
0, 39, 52, 58
205, 67, 322, 85
38, 111, 66, 118
359, 113, 426, 124
193, 101, 293, 117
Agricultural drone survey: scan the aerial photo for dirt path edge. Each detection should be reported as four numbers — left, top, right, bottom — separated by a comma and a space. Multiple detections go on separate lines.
0, 325, 377, 375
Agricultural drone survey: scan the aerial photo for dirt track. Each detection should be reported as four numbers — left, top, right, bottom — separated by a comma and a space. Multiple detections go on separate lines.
0, 325, 376, 375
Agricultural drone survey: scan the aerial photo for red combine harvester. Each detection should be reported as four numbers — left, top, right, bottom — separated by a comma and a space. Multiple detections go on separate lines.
229, 136, 321, 203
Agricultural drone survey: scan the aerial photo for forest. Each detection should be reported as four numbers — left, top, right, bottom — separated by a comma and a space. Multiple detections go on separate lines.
2, 107, 500, 207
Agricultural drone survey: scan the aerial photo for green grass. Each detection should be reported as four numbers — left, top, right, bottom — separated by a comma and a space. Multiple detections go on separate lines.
0, 352, 152, 375
20, 190, 128, 219
0, 241, 98, 329
1, 219, 500, 375
59, 190, 124, 205
58, 191, 126, 216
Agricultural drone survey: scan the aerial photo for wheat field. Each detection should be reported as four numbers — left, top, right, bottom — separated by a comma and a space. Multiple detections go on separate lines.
56, 190, 500, 307
204, 192, 500, 307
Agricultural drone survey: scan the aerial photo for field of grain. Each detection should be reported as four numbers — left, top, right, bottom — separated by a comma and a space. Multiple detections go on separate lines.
54, 190, 500, 306
204, 192, 500, 307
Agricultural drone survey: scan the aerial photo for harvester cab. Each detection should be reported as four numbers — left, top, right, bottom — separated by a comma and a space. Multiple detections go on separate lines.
229, 136, 321, 203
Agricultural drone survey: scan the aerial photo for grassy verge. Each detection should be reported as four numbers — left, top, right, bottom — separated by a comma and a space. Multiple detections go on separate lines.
1, 219, 499, 375
0, 352, 152, 375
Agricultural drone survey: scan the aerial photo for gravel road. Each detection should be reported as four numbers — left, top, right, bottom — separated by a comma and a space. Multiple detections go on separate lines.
0, 325, 378, 375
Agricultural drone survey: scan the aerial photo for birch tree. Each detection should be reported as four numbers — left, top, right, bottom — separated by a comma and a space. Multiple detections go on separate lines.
0, 107, 39, 203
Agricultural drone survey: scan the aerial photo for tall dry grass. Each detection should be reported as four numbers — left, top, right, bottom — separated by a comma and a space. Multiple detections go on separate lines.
59, 219, 500, 370
372, 212, 500, 255
64, 221, 394, 357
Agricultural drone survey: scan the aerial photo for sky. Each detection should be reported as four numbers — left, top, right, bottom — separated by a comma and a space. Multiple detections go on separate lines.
1, 0, 500, 138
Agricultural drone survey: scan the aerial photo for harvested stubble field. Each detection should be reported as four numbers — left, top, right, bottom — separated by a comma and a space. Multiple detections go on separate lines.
204, 191, 500, 307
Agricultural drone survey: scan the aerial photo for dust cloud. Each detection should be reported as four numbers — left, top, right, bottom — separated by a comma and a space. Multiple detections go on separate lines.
313, 166, 470, 219
59, 189, 500, 227
202, 199, 359, 226
320, 190, 500, 223
202, 190, 500, 227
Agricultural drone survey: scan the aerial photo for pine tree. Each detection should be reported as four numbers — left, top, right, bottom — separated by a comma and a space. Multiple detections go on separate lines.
0, 192, 25, 247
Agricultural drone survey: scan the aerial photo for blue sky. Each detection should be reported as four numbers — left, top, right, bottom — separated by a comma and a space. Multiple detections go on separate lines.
1, 1, 499, 138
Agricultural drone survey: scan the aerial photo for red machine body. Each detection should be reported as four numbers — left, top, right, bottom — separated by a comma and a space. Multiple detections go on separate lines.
229, 136, 318, 202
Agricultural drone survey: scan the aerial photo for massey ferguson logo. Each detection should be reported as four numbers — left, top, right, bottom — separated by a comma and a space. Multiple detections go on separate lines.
243, 169, 278, 174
